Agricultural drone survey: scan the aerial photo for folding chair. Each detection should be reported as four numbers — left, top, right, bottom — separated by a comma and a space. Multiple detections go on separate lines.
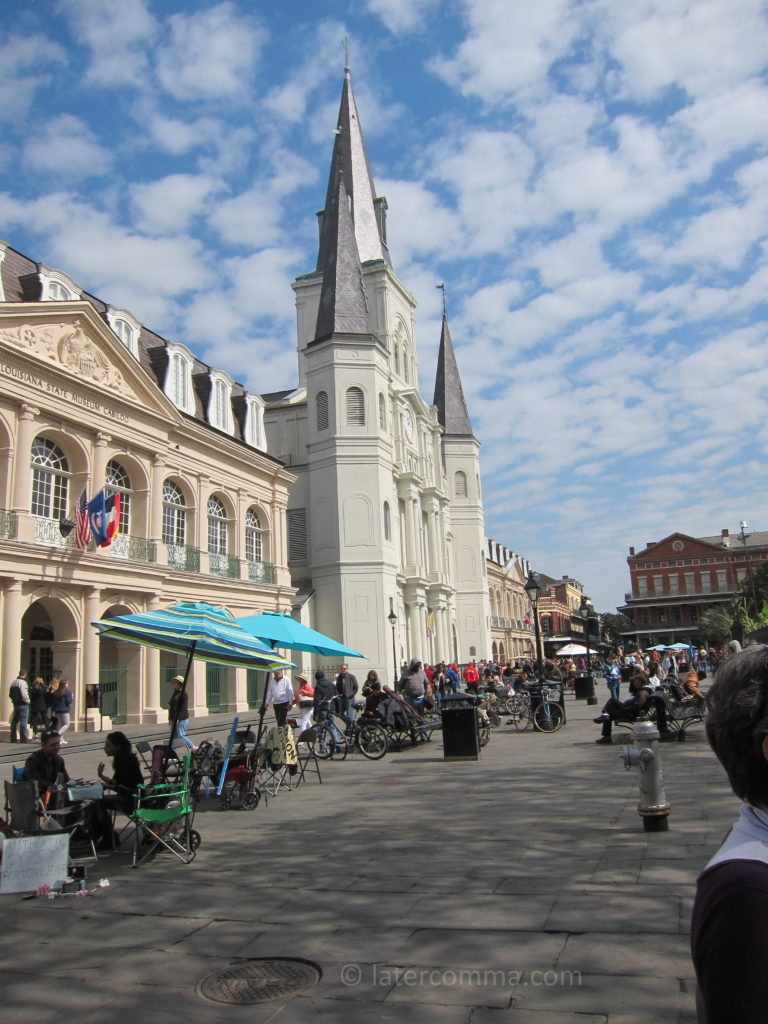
3, 780, 98, 862
130, 754, 200, 867
294, 728, 322, 787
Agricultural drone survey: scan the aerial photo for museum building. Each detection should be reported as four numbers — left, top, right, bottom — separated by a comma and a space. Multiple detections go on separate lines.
0, 242, 295, 735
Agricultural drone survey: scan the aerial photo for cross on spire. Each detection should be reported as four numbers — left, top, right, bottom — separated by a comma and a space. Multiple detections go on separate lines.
342, 36, 350, 73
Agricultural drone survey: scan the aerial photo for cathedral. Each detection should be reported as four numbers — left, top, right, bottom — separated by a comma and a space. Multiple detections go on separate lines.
265, 68, 491, 677
0, 67, 490, 733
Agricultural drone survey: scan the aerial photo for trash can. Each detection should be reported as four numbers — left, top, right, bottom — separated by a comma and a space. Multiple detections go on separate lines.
574, 673, 596, 703
441, 692, 480, 761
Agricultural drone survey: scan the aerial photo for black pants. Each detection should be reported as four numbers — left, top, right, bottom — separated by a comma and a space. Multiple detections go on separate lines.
274, 702, 290, 727
601, 697, 669, 737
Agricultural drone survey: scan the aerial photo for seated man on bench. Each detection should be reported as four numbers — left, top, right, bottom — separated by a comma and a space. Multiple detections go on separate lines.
593, 670, 672, 744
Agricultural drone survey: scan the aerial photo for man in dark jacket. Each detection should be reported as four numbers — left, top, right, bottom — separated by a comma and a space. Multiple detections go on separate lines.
335, 664, 359, 723
9, 670, 30, 743
23, 729, 69, 794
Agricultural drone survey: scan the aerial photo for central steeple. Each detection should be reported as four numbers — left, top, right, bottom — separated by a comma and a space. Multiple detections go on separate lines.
313, 68, 391, 342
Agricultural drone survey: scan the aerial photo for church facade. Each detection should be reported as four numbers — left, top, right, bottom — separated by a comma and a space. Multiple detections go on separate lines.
264, 69, 491, 679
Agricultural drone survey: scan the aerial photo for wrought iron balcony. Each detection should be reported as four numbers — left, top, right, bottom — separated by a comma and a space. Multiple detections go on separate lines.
247, 559, 276, 584
106, 533, 156, 563
209, 552, 241, 579
166, 543, 201, 573
0, 509, 17, 540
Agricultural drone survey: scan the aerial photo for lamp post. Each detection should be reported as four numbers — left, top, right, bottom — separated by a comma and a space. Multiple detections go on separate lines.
388, 609, 398, 688
579, 594, 598, 705
524, 571, 544, 683
740, 520, 759, 614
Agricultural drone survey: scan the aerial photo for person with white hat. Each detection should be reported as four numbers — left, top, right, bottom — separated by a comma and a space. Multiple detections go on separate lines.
168, 674, 194, 750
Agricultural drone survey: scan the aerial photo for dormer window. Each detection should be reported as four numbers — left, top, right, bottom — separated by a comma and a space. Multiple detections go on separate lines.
244, 393, 265, 450
164, 343, 195, 414
106, 307, 140, 358
208, 371, 234, 434
38, 267, 80, 302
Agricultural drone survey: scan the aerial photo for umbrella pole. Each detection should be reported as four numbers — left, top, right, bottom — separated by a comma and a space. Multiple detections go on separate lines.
164, 642, 195, 778
255, 668, 271, 750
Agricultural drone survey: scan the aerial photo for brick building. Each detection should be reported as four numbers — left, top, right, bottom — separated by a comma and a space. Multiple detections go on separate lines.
620, 527, 768, 648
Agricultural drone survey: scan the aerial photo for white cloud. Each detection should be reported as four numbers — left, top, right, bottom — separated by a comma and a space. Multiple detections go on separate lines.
155, 2, 267, 102
0, 34, 67, 123
364, 0, 441, 34
57, 0, 157, 87
130, 174, 222, 234
22, 115, 112, 181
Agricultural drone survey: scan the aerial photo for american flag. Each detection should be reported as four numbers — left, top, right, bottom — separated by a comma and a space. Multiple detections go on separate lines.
75, 489, 91, 548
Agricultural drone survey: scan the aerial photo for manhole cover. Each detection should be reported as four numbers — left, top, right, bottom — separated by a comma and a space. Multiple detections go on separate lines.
197, 958, 321, 1004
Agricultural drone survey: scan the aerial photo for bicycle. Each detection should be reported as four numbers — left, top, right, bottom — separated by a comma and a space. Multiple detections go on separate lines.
314, 699, 389, 760
505, 691, 532, 731
530, 683, 565, 733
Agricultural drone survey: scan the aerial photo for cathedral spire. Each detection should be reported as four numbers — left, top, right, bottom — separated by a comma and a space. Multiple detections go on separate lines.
316, 69, 391, 278
314, 168, 373, 339
433, 314, 474, 436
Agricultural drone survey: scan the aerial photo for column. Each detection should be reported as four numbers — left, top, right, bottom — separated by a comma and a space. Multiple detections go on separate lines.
12, 403, 40, 542
150, 455, 165, 541
93, 431, 112, 488
408, 602, 420, 658
142, 594, 161, 722
1, 580, 23, 738
82, 587, 101, 732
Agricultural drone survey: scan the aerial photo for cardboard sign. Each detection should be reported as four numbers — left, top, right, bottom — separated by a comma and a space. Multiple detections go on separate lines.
0, 834, 69, 894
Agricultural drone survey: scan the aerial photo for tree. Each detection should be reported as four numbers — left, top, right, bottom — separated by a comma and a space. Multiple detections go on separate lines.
735, 562, 768, 624
697, 607, 733, 646
600, 612, 634, 645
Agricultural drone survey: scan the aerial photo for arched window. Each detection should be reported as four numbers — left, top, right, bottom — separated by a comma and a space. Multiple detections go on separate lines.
378, 392, 386, 431
106, 308, 140, 357
394, 343, 400, 376
30, 436, 69, 519
211, 379, 228, 430
245, 507, 264, 562
383, 501, 391, 541
403, 345, 410, 384
207, 496, 227, 554
317, 390, 329, 431
346, 386, 365, 426
454, 470, 468, 498
106, 459, 131, 535
162, 480, 186, 546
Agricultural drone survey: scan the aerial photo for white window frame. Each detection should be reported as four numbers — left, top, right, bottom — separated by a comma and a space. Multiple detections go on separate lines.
244, 393, 265, 450
38, 267, 80, 301
106, 307, 141, 358
208, 371, 234, 435
164, 343, 196, 415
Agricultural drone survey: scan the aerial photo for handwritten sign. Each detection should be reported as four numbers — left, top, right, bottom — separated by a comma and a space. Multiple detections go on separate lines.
0, 834, 69, 894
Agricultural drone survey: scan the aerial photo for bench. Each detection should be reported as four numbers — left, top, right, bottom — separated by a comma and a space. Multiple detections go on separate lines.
613, 695, 706, 742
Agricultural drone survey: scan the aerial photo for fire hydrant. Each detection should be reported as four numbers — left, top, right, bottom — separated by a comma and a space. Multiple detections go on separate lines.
620, 719, 670, 832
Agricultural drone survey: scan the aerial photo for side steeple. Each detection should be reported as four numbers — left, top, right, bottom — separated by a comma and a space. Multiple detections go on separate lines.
433, 314, 474, 436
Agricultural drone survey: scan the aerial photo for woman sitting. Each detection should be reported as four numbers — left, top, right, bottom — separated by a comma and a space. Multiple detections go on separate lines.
96, 731, 145, 845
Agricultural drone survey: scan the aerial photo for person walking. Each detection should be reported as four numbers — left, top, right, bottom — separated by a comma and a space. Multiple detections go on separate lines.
168, 675, 195, 751
9, 670, 30, 743
292, 673, 315, 736
265, 669, 293, 727
51, 679, 73, 743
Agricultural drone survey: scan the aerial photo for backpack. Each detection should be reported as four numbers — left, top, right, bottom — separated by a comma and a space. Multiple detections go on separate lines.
9, 683, 23, 705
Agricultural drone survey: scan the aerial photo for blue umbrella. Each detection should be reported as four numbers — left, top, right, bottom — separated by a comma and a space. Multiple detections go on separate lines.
92, 602, 292, 769
92, 602, 293, 670
235, 612, 364, 659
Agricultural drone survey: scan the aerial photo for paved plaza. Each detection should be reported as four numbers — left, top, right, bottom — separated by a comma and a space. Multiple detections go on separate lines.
0, 696, 731, 1023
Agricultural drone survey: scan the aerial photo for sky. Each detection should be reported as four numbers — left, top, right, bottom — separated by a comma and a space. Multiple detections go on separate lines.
1, 0, 767, 614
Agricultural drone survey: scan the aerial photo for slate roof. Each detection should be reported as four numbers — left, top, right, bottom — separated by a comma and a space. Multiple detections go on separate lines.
432, 314, 474, 436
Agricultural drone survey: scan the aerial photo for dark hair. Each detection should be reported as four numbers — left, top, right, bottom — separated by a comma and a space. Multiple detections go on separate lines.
366, 670, 378, 682
106, 731, 132, 753
41, 729, 60, 743
705, 645, 768, 809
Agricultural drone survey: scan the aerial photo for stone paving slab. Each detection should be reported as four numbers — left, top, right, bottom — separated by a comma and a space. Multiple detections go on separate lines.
0, 698, 737, 1021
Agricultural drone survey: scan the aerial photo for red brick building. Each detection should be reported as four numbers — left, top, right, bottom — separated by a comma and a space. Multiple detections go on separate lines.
620, 527, 768, 647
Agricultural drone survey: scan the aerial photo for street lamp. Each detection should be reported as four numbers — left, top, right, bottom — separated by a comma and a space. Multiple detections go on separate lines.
388, 609, 398, 688
524, 571, 544, 683
579, 594, 598, 705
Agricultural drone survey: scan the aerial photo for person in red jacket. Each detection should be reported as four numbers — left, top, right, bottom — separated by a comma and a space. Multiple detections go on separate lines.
463, 661, 480, 693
